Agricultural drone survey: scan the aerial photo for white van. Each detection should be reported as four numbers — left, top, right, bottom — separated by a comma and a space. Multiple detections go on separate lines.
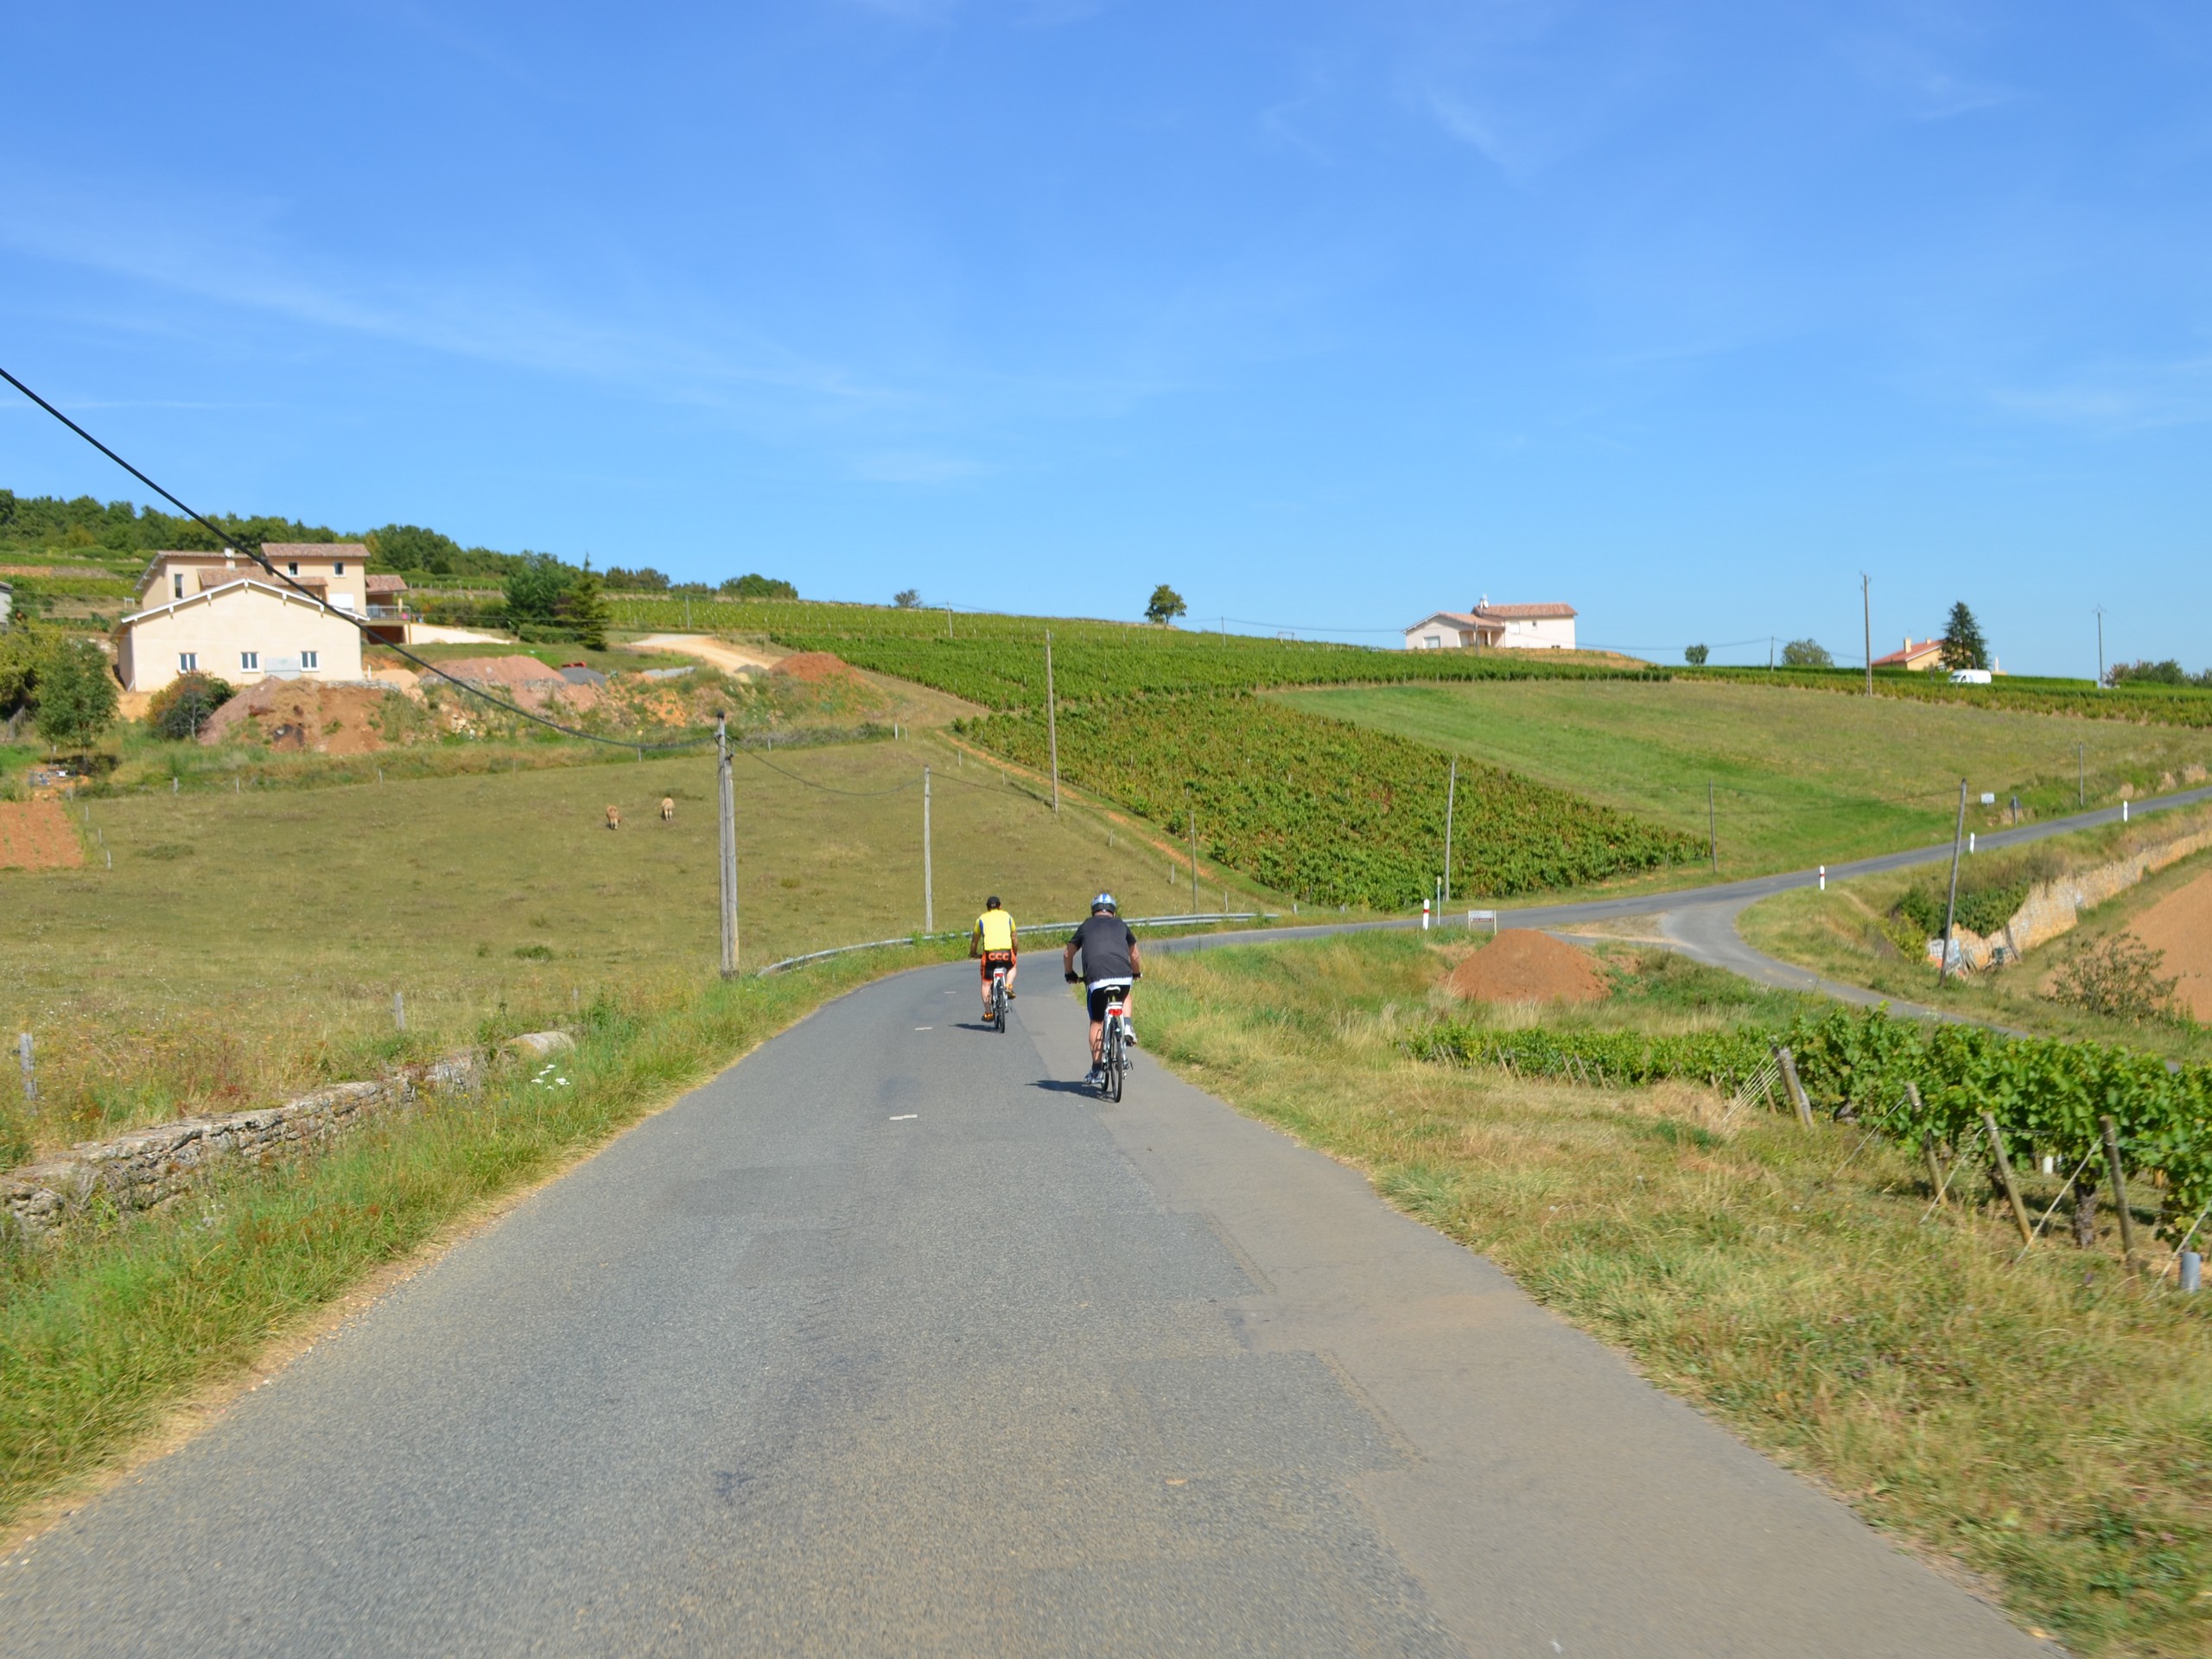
1949, 669, 1993, 685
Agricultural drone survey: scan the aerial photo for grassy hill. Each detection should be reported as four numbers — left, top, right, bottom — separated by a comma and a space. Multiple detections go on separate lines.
1275, 677, 2212, 875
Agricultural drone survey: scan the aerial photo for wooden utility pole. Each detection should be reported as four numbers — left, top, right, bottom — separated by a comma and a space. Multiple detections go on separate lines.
1707, 781, 1718, 873
2094, 606, 2106, 690
1938, 779, 1968, 984
922, 766, 934, 934
1861, 572, 1873, 696
1044, 632, 1060, 814
1443, 757, 1457, 905
717, 712, 739, 976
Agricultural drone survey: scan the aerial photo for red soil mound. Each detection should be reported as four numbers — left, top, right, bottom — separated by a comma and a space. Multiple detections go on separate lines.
435, 655, 567, 685
772, 652, 863, 684
0, 801, 84, 870
199, 682, 400, 755
2124, 868, 2212, 1022
1444, 930, 1610, 1004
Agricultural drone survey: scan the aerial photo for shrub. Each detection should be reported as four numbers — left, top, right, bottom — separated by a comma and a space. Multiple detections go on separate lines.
145, 672, 236, 741
2050, 937, 2181, 1025
1782, 639, 1833, 668
1683, 644, 1709, 665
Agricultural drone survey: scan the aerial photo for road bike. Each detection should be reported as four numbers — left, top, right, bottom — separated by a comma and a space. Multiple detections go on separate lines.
1097, 992, 1129, 1102
988, 963, 1009, 1033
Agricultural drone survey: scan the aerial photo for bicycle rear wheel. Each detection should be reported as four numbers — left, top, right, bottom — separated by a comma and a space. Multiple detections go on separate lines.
992, 980, 1007, 1032
1103, 1019, 1124, 1102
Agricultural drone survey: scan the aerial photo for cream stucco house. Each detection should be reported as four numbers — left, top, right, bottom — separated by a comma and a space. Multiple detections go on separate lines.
1402, 601, 1577, 652
115, 546, 371, 695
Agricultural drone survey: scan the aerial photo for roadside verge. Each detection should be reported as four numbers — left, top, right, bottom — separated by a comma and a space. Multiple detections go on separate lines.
0, 939, 967, 1541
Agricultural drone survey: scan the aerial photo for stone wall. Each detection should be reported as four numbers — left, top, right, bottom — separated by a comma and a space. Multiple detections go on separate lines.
3, 1032, 570, 1243
1929, 826, 2212, 973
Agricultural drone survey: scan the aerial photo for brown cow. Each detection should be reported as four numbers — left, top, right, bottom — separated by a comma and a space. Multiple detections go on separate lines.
659, 796, 676, 823
605, 804, 621, 830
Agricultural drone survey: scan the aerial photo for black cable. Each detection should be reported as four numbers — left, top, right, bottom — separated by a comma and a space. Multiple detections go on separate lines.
2, 365, 711, 753
734, 743, 921, 796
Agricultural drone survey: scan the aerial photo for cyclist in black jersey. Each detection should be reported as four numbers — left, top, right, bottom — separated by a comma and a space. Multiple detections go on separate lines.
1063, 893, 1141, 1088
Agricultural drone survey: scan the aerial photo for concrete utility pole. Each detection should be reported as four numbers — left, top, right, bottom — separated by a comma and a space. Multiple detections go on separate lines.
1707, 781, 1718, 873
717, 712, 739, 976
2094, 606, 2106, 690
1861, 573, 1873, 696
1044, 632, 1060, 814
921, 766, 934, 934
1938, 778, 1968, 985
1442, 756, 1457, 905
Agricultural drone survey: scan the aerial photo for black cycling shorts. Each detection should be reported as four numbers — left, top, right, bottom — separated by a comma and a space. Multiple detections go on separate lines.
1086, 981, 1133, 1021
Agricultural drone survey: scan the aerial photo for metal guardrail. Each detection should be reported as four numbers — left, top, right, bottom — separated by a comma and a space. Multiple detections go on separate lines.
753, 913, 1277, 976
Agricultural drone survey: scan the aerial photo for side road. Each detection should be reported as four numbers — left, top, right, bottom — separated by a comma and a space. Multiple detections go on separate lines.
1, 962, 2049, 1656
1155, 783, 2212, 1014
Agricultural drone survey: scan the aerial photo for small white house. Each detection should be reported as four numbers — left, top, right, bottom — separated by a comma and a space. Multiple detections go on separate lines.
1403, 601, 1577, 652
116, 580, 365, 696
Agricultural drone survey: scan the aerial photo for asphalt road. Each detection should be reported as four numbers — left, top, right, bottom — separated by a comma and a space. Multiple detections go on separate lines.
2, 963, 2053, 1656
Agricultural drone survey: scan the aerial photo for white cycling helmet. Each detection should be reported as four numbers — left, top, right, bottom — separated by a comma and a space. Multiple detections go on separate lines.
1091, 892, 1118, 913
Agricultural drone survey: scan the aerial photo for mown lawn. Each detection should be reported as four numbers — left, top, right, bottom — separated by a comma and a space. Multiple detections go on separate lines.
1277, 678, 2212, 876
1146, 930, 2212, 1657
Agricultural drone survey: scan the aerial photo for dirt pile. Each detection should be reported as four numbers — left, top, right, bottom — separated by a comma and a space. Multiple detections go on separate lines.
435, 655, 567, 685
0, 802, 84, 870
198, 682, 401, 754
2122, 868, 2212, 1021
1444, 931, 1610, 1004
772, 652, 864, 685
428, 655, 601, 714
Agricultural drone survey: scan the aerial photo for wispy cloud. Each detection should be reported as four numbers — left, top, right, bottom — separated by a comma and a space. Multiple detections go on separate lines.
0, 165, 895, 417
1840, 32, 2015, 121
1989, 352, 2212, 430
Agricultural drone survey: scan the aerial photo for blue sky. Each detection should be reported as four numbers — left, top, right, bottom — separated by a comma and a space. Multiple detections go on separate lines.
3, 1, 2207, 673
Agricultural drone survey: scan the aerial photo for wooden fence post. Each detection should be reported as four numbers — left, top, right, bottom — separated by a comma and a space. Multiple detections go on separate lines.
2101, 1115, 2139, 1266
1981, 1110, 2035, 1249
1775, 1046, 1815, 1129
1907, 1084, 1945, 1205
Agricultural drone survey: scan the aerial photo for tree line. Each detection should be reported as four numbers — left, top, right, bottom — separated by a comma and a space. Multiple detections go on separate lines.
0, 491, 797, 601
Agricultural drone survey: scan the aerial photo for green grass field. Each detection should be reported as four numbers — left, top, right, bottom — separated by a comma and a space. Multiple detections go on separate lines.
1277, 678, 2212, 876
2, 734, 1251, 1154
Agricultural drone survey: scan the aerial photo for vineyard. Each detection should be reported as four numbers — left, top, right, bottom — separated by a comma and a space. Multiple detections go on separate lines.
604, 597, 1661, 709
1415, 1005, 2212, 1240
957, 693, 1702, 906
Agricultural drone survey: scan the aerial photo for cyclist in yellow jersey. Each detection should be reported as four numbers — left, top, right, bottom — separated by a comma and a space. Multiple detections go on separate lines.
970, 895, 1019, 1018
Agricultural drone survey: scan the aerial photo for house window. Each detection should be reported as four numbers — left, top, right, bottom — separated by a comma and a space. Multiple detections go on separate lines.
241, 652, 259, 671
1423, 635, 1441, 649
173, 573, 185, 600
286, 561, 299, 576
334, 561, 345, 575
179, 652, 198, 673
302, 651, 318, 670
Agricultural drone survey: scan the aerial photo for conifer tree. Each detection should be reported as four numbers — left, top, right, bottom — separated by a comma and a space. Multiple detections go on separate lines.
1940, 601, 1988, 671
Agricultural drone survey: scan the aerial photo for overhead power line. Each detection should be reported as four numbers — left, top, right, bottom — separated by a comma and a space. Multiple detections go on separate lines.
1, 365, 711, 753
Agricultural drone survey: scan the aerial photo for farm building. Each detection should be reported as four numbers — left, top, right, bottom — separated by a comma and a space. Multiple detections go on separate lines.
1403, 601, 1577, 652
